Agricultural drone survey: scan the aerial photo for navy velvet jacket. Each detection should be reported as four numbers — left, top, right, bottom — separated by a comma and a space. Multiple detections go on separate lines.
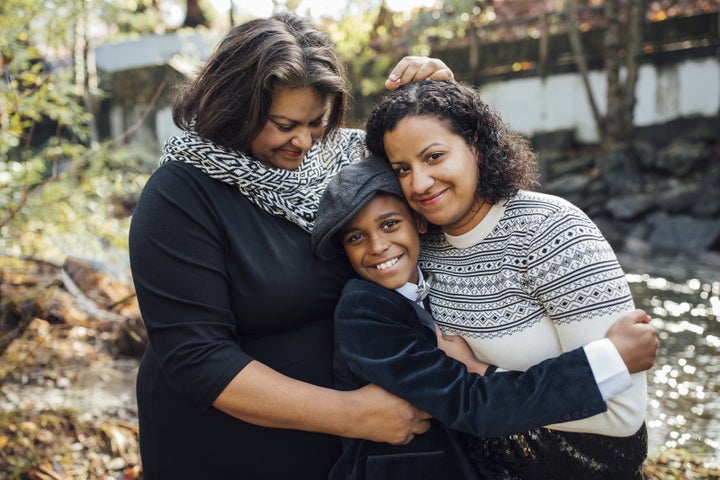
330, 278, 608, 480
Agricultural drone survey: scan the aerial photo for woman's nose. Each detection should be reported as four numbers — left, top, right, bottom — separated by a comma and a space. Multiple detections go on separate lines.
411, 167, 434, 193
291, 126, 313, 150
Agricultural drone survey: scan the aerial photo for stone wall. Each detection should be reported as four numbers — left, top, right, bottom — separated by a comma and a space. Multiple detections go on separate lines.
534, 116, 720, 257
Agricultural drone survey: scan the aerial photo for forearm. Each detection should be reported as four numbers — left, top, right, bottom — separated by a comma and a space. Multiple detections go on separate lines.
213, 360, 428, 443
213, 360, 356, 435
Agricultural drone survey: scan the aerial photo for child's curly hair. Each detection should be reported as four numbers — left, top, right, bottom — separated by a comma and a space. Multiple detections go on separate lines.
365, 80, 539, 204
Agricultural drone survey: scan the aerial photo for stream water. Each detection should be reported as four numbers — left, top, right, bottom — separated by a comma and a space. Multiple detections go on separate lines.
620, 252, 720, 464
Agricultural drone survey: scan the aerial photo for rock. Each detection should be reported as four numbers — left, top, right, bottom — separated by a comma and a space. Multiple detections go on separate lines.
606, 193, 657, 220
656, 184, 702, 214
655, 140, 712, 177
632, 140, 656, 169
530, 129, 578, 151
543, 174, 592, 196
691, 186, 720, 217
646, 214, 720, 253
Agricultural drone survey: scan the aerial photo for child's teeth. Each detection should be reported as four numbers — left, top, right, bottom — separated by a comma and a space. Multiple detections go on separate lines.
376, 258, 399, 270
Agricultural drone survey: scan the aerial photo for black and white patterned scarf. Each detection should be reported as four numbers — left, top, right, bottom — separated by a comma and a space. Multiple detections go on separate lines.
160, 129, 368, 233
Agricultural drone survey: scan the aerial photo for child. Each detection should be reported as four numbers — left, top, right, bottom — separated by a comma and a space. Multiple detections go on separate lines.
311, 155, 656, 479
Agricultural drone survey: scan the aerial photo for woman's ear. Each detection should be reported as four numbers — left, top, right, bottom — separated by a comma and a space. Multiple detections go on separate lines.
413, 212, 428, 234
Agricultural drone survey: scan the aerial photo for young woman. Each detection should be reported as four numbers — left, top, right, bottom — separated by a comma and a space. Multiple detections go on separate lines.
365, 79, 649, 479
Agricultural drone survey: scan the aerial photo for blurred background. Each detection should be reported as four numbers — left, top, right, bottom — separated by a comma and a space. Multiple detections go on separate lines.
1, 0, 718, 478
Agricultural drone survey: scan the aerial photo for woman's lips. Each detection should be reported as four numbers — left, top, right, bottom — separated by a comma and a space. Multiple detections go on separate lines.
280, 148, 304, 159
417, 189, 446, 207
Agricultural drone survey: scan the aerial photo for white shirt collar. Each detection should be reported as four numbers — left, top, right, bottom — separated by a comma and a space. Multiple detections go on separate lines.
395, 267, 429, 309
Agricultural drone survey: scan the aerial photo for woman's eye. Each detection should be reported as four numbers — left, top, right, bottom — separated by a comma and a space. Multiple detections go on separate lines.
428, 152, 443, 162
394, 166, 410, 176
277, 125, 294, 132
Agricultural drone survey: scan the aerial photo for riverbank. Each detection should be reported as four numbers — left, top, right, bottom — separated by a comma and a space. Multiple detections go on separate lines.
1, 254, 719, 479
617, 249, 720, 286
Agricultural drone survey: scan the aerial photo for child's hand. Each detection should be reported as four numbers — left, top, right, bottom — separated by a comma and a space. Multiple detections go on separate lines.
434, 323, 490, 375
606, 309, 658, 373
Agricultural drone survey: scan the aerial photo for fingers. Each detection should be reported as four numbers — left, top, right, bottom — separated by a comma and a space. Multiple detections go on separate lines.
386, 56, 454, 90
628, 309, 652, 324
418, 410, 432, 421
400, 418, 431, 445
428, 66, 454, 81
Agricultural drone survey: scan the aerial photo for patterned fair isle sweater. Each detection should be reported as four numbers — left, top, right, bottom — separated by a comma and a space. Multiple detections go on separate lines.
420, 190, 647, 437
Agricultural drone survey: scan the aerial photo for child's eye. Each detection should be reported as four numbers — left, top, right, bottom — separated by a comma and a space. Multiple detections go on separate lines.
344, 233, 364, 244
382, 220, 399, 231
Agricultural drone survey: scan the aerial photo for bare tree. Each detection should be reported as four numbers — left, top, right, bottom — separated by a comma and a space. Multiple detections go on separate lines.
566, 0, 646, 180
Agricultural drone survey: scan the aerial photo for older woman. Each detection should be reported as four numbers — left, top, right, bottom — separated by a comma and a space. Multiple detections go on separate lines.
129, 13, 455, 479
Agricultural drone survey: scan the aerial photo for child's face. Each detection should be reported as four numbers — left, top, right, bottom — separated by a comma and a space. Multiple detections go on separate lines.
383, 115, 485, 237
339, 193, 421, 290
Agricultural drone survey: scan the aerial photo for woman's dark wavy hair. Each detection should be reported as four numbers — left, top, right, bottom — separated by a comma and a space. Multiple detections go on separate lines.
173, 13, 349, 152
365, 80, 539, 203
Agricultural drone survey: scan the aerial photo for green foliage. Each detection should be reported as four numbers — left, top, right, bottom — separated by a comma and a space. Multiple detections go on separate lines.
324, 1, 390, 98
93, 0, 170, 38
1, 142, 153, 266
0, 0, 157, 266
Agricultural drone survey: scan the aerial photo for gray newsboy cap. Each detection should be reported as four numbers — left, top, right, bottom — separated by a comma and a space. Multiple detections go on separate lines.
312, 155, 404, 261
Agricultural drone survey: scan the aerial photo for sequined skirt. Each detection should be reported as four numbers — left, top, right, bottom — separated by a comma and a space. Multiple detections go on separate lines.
466, 423, 648, 480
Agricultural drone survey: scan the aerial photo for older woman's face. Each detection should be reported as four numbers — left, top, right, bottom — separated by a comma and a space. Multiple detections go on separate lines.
250, 86, 328, 170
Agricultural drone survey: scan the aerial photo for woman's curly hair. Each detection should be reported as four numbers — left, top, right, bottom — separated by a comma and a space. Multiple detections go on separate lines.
365, 80, 539, 204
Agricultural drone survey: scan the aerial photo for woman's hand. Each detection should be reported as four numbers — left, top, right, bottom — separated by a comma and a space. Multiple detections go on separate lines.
435, 323, 490, 375
213, 361, 429, 444
345, 383, 431, 445
385, 56, 454, 90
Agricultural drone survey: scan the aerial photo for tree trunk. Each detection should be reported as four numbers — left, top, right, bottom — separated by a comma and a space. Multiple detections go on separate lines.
604, 0, 624, 153
183, 0, 207, 28
623, 0, 645, 146
566, 0, 604, 142
603, 0, 645, 190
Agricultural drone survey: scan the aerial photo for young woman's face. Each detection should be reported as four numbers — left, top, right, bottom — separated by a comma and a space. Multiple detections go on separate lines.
383, 115, 487, 236
339, 194, 421, 290
250, 86, 328, 170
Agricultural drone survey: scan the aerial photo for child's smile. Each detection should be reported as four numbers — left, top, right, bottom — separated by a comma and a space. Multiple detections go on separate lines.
339, 194, 421, 290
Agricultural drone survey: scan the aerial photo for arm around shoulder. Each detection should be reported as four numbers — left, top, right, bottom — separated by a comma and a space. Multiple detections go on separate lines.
334, 285, 608, 438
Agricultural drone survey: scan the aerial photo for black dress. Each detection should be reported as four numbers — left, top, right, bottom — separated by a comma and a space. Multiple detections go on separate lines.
129, 162, 354, 479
